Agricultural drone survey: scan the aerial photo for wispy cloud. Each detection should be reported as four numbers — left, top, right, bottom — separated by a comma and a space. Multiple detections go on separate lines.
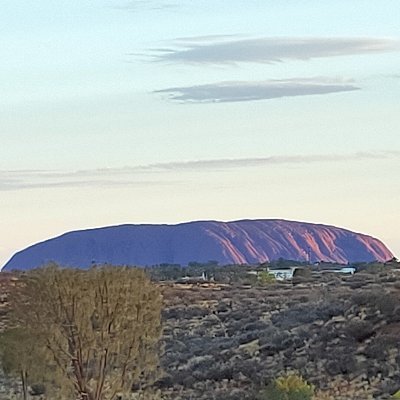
155, 78, 359, 103
147, 152, 400, 170
0, 177, 165, 192
1, 151, 399, 191
155, 36, 400, 64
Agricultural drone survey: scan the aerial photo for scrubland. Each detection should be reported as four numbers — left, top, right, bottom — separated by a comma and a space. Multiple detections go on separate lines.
1, 262, 400, 399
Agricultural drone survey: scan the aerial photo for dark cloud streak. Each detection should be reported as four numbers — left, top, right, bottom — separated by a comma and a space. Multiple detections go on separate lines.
155, 78, 360, 103
156, 37, 400, 64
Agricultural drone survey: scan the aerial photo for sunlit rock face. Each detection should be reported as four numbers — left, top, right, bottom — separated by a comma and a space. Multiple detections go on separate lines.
2, 219, 394, 270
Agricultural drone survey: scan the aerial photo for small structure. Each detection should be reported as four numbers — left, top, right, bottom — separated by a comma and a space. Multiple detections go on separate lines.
267, 267, 298, 281
176, 271, 209, 284
246, 264, 357, 282
321, 266, 355, 275
247, 266, 301, 281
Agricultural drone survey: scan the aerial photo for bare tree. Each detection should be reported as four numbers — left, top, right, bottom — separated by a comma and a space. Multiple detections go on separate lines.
9, 265, 162, 400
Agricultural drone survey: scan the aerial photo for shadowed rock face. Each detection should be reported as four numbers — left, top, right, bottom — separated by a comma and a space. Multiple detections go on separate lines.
2, 220, 394, 270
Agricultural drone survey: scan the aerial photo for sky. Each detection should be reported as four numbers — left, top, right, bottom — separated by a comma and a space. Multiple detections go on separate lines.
1, 0, 399, 267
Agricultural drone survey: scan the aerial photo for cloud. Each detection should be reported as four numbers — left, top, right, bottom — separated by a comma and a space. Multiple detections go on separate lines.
1, 151, 398, 191
0, 177, 166, 192
155, 78, 360, 103
147, 152, 399, 170
155, 36, 400, 64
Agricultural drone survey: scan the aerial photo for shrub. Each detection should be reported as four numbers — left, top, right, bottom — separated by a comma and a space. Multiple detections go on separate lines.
392, 390, 400, 399
258, 271, 276, 285
344, 320, 374, 342
259, 374, 314, 400
8, 265, 162, 400
293, 268, 312, 279
30, 383, 46, 396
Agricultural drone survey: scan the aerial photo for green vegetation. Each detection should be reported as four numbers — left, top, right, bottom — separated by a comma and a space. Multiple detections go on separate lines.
259, 374, 314, 400
2, 265, 162, 400
147, 259, 400, 286
0, 328, 46, 400
257, 270, 276, 285
147, 263, 259, 285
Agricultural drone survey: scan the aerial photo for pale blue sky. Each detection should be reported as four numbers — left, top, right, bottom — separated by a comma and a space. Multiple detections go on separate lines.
1, 0, 399, 266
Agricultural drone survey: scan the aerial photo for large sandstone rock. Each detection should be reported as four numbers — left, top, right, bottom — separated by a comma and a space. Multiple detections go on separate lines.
3, 219, 393, 270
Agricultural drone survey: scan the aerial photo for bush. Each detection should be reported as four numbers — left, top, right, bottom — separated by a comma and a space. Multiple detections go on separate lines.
293, 268, 312, 279
259, 374, 314, 400
30, 383, 46, 396
258, 271, 276, 285
8, 265, 162, 400
351, 289, 400, 318
344, 320, 374, 342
